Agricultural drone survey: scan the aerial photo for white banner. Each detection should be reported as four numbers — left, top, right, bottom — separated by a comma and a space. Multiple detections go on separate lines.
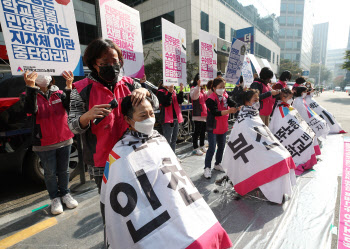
269, 101, 318, 175
162, 18, 187, 86
261, 58, 277, 83
199, 30, 217, 85
305, 95, 345, 134
222, 106, 296, 204
248, 54, 261, 75
292, 97, 329, 138
225, 38, 246, 84
99, 0, 144, 78
101, 131, 232, 249
0, 0, 83, 76
241, 55, 254, 88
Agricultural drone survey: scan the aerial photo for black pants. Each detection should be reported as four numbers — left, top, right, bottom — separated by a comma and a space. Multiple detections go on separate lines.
192, 121, 206, 149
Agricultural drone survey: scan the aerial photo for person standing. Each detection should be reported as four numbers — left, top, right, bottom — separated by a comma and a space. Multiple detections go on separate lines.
274, 71, 292, 90
157, 80, 184, 152
250, 67, 280, 126
190, 73, 208, 156
21, 71, 78, 215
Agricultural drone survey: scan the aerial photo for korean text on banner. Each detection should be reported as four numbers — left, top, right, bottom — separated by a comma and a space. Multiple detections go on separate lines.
225, 38, 245, 84
241, 54, 254, 88
0, 0, 83, 76
162, 18, 187, 86
261, 58, 277, 83
199, 30, 217, 85
99, 0, 144, 78
248, 53, 261, 75
236, 27, 254, 54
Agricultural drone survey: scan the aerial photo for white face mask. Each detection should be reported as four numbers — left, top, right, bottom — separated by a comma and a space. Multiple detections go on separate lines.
216, 89, 225, 96
36, 75, 52, 87
286, 99, 293, 105
132, 117, 155, 136
302, 92, 307, 98
252, 101, 260, 110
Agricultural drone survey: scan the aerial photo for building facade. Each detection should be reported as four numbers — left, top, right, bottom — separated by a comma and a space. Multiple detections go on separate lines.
279, 0, 314, 71
326, 48, 347, 78
311, 22, 329, 66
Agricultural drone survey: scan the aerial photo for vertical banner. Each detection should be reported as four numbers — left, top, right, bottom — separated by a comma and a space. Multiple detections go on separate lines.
0, 0, 83, 76
241, 55, 254, 88
199, 30, 217, 85
248, 54, 261, 75
225, 38, 246, 84
261, 58, 277, 83
236, 27, 254, 54
338, 138, 350, 249
162, 18, 187, 86
99, 0, 144, 78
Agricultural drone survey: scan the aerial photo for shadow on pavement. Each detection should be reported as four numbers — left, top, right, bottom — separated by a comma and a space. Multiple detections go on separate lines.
73, 212, 103, 239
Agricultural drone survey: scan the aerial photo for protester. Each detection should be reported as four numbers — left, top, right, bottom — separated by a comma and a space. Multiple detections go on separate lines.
250, 67, 280, 126
21, 71, 78, 215
292, 86, 329, 139
292, 77, 306, 91
269, 88, 318, 175
274, 71, 292, 90
190, 73, 208, 155
204, 77, 239, 179
157, 80, 184, 152
222, 89, 296, 204
100, 96, 232, 249
68, 38, 158, 193
232, 76, 246, 104
207, 80, 214, 96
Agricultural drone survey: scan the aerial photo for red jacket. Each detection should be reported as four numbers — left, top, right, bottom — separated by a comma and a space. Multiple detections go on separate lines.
251, 80, 275, 116
157, 88, 184, 124
74, 77, 133, 167
206, 92, 229, 134
191, 86, 208, 117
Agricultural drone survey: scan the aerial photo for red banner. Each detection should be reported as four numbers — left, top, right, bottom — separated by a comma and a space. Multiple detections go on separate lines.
0, 45, 8, 60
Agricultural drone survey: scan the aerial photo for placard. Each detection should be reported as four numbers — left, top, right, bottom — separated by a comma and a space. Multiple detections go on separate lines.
225, 38, 245, 84
199, 30, 217, 85
241, 54, 254, 88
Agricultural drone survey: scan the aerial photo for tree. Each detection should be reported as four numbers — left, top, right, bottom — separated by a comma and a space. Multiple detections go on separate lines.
309, 64, 332, 85
333, 75, 344, 86
342, 50, 350, 71
279, 59, 302, 80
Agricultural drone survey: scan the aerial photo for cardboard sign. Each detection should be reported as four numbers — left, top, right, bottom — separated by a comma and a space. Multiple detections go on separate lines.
99, 0, 145, 78
199, 30, 217, 85
225, 38, 245, 84
241, 54, 254, 88
162, 18, 187, 86
0, 0, 83, 75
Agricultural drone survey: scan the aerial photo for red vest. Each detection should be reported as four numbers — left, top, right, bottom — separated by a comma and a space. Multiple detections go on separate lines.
158, 89, 184, 124
254, 81, 275, 116
191, 87, 208, 117
74, 77, 132, 167
276, 80, 287, 88
35, 90, 74, 146
206, 92, 229, 134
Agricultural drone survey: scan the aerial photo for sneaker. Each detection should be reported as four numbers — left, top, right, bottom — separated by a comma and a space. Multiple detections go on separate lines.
51, 197, 63, 215
193, 148, 204, 156
214, 164, 225, 172
200, 146, 208, 153
204, 168, 212, 179
61, 193, 78, 209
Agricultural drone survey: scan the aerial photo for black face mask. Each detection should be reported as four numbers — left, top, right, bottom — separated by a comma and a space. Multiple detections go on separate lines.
98, 64, 120, 83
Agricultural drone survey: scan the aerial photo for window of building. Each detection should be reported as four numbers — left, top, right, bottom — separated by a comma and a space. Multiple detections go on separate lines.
277, 54, 279, 65
256, 43, 272, 62
219, 21, 225, 40
118, 0, 148, 7
295, 17, 302, 25
279, 29, 285, 37
273, 52, 275, 64
280, 41, 285, 49
141, 11, 174, 44
288, 3, 295, 12
286, 41, 293, 49
76, 21, 98, 45
201, 11, 209, 32
279, 16, 286, 24
296, 53, 300, 61
297, 41, 301, 49
286, 29, 294, 37
287, 16, 294, 25
284, 53, 292, 60
297, 29, 302, 37
296, 4, 303, 13
281, 3, 287, 12
230, 28, 236, 42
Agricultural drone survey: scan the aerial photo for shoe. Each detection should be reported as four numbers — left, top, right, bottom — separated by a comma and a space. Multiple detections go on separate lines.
193, 148, 204, 156
51, 197, 63, 215
214, 164, 225, 172
200, 146, 208, 153
61, 193, 78, 209
204, 168, 212, 179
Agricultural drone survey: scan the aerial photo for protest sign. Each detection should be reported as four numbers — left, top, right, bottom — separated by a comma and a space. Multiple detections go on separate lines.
199, 30, 217, 85
0, 0, 83, 75
225, 38, 245, 84
99, 0, 144, 78
162, 18, 186, 86
241, 54, 254, 88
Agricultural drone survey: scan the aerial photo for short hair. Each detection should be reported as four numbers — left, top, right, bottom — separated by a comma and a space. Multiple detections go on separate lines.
192, 73, 200, 87
207, 80, 213, 90
121, 96, 154, 118
294, 86, 307, 97
242, 89, 259, 104
217, 71, 222, 77
259, 67, 274, 80
212, 77, 225, 90
295, 77, 306, 85
83, 38, 124, 73
279, 71, 292, 81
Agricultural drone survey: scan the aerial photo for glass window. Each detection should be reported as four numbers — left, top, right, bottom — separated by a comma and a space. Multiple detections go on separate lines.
288, 3, 295, 12
297, 29, 302, 37
230, 28, 236, 42
287, 16, 294, 25
119, 0, 148, 7
285, 54, 292, 60
76, 21, 97, 45
296, 4, 303, 13
297, 41, 301, 49
277, 54, 279, 65
281, 3, 287, 12
141, 11, 175, 44
286, 29, 294, 37
295, 17, 302, 25
201, 11, 209, 32
280, 41, 285, 49
296, 54, 300, 61
279, 16, 286, 24
286, 41, 293, 49
279, 29, 285, 37
273, 52, 275, 64
219, 22, 225, 40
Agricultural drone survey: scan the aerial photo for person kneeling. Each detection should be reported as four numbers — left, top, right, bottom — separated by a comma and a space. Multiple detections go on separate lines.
100, 96, 232, 249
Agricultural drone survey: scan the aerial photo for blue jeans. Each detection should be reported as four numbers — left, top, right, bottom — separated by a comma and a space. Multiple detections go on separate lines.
205, 131, 226, 169
36, 145, 71, 199
162, 120, 179, 152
